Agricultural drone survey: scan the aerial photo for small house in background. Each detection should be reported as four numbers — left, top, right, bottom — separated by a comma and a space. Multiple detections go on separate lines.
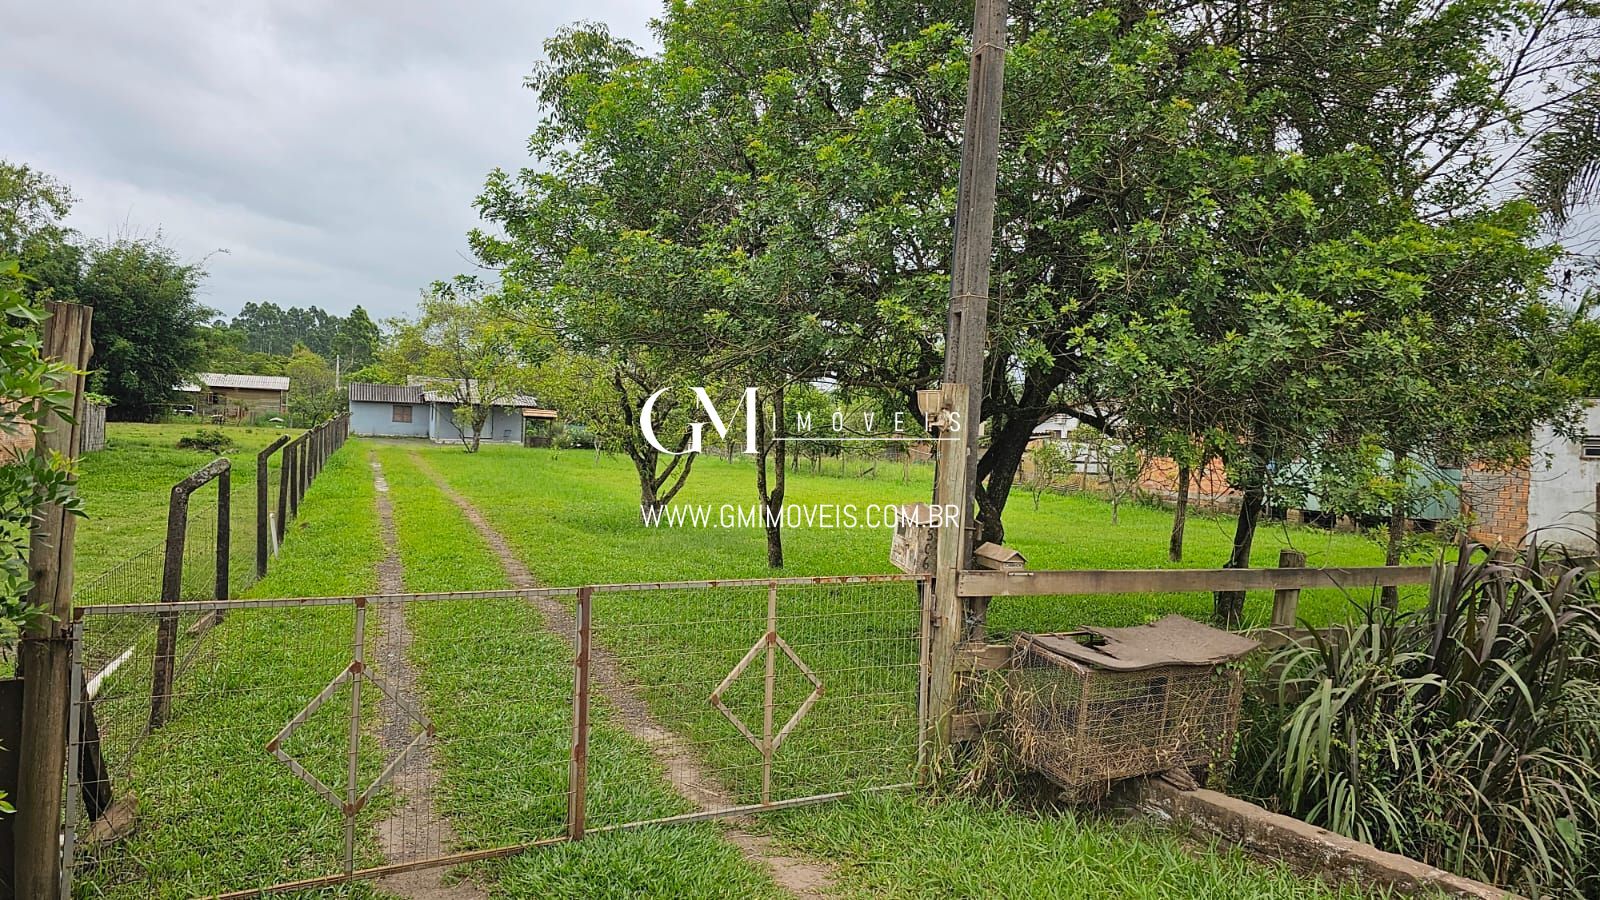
347, 380, 550, 445
174, 373, 290, 422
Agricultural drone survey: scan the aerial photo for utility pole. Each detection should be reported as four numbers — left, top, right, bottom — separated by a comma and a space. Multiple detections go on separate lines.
15, 301, 93, 898
925, 0, 1008, 764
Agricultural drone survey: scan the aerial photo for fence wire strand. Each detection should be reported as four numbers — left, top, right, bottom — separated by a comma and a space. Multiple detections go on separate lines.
65, 576, 923, 897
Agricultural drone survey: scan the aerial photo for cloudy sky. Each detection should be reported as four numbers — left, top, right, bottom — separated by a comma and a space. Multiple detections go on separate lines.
1, 1, 660, 320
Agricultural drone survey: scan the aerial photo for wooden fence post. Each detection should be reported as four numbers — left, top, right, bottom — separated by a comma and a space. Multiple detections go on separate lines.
149, 459, 229, 731
256, 436, 289, 579
1270, 548, 1307, 628
924, 383, 971, 773
14, 301, 92, 899
296, 431, 308, 505
215, 466, 230, 604
282, 438, 299, 522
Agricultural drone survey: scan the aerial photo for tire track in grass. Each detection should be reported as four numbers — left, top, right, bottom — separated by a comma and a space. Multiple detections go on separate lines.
368, 453, 487, 899
404, 450, 838, 899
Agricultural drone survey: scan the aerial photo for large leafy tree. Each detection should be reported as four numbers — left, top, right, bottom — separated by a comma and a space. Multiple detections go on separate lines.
285, 346, 341, 424
480, 0, 1594, 593
79, 235, 210, 421
0, 161, 83, 301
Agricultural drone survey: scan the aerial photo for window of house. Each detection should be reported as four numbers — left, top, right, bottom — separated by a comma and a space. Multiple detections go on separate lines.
1582, 434, 1600, 460
392, 404, 413, 423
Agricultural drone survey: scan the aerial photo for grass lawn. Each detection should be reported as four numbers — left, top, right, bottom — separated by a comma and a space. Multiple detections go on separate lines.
382, 439, 1394, 899
72, 445, 392, 899
372, 444, 783, 898
69, 436, 1405, 897
401, 441, 1422, 630
74, 422, 301, 604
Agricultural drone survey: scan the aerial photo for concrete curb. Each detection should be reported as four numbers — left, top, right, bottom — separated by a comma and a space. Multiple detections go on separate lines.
1138, 781, 1518, 899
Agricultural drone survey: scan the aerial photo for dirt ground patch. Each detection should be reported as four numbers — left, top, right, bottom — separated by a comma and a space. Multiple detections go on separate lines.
369, 454, 489, 900
409, 451, 837, 898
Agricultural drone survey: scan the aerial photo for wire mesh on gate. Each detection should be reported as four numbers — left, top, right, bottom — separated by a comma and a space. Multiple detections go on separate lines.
64, 576, 924, 898
65, 591, 576, 899
583, 577, 924, 829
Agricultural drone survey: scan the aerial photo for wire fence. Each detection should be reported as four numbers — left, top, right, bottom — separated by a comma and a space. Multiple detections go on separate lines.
72, 414, 350, 612
64, 576, 924, 898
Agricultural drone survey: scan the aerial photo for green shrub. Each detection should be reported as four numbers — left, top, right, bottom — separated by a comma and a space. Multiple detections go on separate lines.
176, 429, 234, 453
1237, 541, 1600, 896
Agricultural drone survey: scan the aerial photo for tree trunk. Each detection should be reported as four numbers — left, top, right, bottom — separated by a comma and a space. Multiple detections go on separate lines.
755, 388, 786, 568
1382, 447, 1408, 610
973, 414, 1037, 544
1169, 461, 1192, 562
1214, 470, 1266, 627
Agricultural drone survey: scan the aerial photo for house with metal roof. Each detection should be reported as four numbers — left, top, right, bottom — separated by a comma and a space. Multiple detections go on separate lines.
174, 373, 291, 422
347, 380, 554, 444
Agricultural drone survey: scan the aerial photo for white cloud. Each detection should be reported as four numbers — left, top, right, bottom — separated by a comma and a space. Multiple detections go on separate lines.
0, 0, 661, 318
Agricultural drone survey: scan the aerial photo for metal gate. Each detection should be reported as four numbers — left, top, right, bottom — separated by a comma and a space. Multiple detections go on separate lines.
63, 575, 924, 897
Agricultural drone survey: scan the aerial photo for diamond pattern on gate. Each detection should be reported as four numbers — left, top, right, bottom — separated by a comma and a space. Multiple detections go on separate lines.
266, 661, 435, 814
709, 630, 824, 754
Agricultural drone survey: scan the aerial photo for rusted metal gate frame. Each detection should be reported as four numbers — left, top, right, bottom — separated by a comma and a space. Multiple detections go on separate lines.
64, 573, 927, 899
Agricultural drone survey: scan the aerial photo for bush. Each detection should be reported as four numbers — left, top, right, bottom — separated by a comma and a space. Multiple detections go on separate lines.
0, 260, 84, 647
1236, 541, 1600, 896
176, 430, 234, 453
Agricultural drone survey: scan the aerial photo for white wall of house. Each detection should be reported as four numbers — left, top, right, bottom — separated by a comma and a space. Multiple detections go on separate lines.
1527, 400, 1600, 550
350, 400, 429, 437
425, 402, 524, 444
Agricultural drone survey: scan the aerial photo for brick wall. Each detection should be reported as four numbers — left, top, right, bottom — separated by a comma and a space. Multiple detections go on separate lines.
1137, 456, 1241, 512
1460, 460, 1529, 547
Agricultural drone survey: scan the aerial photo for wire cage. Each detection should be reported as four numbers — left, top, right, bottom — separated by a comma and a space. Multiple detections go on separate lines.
1005, 615, 1257, 798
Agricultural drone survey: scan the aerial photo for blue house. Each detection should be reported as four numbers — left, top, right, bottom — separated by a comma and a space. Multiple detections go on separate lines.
347, 380, 549, 444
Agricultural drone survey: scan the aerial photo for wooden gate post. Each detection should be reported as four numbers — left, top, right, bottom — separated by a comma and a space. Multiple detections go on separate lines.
924, 383, 971, 773
922, 0, 1008, 774
256, 436, 289, 579
15, 300, 92, 899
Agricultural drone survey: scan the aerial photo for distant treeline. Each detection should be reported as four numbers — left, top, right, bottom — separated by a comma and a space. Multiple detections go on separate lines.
203, 302, 380, 376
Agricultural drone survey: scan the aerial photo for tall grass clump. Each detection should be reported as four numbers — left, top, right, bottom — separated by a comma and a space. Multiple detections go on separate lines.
1237, 541, 1600, 897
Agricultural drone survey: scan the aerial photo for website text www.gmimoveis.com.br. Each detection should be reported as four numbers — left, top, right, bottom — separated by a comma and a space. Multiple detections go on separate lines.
641, 502, 960, 530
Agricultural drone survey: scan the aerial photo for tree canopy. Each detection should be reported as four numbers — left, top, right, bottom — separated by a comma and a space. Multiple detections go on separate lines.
475, 0, 1595, 584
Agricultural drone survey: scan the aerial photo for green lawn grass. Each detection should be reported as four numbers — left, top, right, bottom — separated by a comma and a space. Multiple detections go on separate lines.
71, 445, 392, 899
372, 444, 784, 898
70, 436, 1403, 898
400, 441, 1421, 629
74, 422, 302, 604
390, 440, 1393, 899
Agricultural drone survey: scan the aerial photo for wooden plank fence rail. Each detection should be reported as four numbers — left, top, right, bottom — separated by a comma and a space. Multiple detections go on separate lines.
958, 564, 1433, 600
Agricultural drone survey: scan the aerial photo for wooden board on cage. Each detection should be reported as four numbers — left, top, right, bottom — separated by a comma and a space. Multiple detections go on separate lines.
1005, 615, 1258, 800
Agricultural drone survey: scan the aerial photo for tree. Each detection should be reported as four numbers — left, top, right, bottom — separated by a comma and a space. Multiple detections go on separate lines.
0, 259, 84, 646
483, 0, 1593, 592
79, 234, 209, 420
332, 305, 380, 371
1027, 441, 1073, 511
285, 347, 340, 424
389, 277, 544, 452
1070, 425, 1146, 526
0, 160, 83, 303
